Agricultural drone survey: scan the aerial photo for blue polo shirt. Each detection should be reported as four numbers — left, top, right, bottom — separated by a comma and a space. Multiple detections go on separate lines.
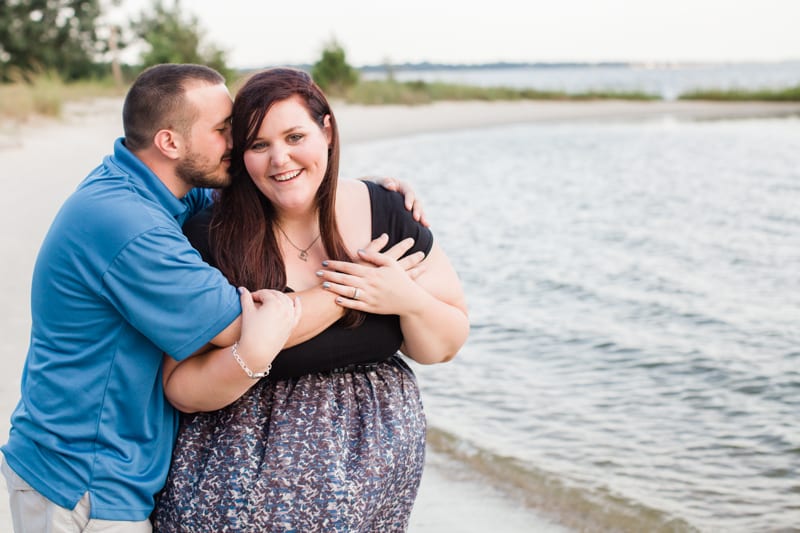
2, 138, 241, 520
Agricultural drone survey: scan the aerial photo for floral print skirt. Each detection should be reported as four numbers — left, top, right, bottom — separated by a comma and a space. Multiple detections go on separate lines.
152, 356, 426, 533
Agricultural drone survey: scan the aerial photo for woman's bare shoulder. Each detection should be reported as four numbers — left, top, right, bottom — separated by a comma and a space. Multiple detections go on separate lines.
337, 178, 370, 210
336, 179, 372, 250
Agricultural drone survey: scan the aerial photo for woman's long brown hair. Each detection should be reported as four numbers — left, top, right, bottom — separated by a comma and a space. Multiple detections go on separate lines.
210, 67, 363, 327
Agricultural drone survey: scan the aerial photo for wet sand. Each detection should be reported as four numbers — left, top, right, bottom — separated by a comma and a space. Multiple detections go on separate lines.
1, 97, 798, 531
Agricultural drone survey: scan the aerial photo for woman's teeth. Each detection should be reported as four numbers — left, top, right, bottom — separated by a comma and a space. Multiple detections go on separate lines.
274, 170, 301, 182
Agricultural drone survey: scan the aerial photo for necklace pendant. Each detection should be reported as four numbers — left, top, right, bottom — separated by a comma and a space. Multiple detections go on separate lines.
299, 250, 308, 261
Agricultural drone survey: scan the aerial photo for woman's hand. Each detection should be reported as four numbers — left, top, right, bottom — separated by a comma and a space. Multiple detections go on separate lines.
328, 242, 469, 364
236, 287, 301, 373
317, 237, 427, 316
162, 288, 302, 413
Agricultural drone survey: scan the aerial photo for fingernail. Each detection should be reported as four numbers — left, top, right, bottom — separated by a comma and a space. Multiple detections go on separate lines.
321, 260, 329, 267
335, 297, 343, 304
316, 270, 323, 277
357, 249, 365, 255
237, 287, 244, 295
322, 282, 331, 289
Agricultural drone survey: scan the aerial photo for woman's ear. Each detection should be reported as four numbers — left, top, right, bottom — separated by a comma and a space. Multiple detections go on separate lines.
323, 114, 332, 145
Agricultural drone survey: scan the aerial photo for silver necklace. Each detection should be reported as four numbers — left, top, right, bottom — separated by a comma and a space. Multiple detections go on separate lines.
275, 224, 320, 261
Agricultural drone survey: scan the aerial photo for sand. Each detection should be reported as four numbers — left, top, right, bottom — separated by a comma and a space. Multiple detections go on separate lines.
335, 98, 800, 143
1, 97, 798, 531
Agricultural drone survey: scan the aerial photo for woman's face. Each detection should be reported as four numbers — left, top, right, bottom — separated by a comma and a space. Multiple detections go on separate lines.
243, 95, 332, 214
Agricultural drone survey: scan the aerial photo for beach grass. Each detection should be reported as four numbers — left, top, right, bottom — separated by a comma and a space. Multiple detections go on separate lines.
4, 72, 799, 123
2, 74, 659, 122
342, 79, 659, 105
679, 85, 800, 102
0, 73, 126, 122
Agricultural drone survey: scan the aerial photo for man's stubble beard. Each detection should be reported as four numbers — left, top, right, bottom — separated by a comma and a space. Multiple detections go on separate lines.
176, 148, 231, 190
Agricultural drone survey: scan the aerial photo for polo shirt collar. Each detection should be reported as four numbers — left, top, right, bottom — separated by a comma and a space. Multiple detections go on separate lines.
111, 137, 188, 219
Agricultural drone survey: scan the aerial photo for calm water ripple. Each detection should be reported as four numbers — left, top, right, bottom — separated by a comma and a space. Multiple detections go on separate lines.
342, 116, 800, 531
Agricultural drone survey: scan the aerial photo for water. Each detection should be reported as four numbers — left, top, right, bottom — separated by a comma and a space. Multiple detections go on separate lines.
363, 61, 800, 100
341, 116, 800, 531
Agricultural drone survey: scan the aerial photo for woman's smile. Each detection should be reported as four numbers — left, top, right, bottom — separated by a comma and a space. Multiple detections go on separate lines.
272, 169, 302, 182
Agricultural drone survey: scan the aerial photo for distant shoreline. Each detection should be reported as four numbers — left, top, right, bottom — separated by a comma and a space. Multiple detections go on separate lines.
259, 58, 800, 73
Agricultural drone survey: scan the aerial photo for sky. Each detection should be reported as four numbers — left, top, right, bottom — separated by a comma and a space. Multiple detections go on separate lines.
113, 0, 800, 68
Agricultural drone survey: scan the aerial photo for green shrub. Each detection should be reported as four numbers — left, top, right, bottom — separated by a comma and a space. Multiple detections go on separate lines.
312, 40, 359, 95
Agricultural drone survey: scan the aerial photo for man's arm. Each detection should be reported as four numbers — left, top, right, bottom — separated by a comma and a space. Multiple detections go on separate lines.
162, 237, 426, 413
163, 288, 300, 413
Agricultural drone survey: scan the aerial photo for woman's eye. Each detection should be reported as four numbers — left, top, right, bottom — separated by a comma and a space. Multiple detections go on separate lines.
288, 134, 303, 143
249, 142, 267, 151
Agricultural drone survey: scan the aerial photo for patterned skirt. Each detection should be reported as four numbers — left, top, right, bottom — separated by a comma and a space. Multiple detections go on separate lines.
152, 356, 426, 533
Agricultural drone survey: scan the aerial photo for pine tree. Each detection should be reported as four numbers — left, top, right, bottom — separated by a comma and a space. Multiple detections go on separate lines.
131, 0, 231, 80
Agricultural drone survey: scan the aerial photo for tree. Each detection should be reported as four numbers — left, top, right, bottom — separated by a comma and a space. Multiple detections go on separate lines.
311, 39, 359, 95
131, 0, 232, 80
0, 0, 106, 82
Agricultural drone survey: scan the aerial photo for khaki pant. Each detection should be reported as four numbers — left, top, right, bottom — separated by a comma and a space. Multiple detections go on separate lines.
1, 457, 151, 532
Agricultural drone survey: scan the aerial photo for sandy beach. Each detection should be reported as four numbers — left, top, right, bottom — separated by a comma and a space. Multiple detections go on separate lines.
1, 97, 798, 531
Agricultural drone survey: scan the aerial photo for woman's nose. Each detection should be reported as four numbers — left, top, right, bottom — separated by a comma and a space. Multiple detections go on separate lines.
272, 145, 291, 166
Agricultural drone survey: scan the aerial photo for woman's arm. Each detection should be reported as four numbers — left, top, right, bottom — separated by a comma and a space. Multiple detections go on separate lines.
163, 287, 300, 413
395, 243, 468, 362
282, 285, 342, 346
318, 242, 469, 364
163, 237, 427, 413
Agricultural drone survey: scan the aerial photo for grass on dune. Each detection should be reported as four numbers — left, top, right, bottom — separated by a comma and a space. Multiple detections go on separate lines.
0, 73, 126, 122
2, 72, 799, 123
679, 85, 800, 102
341, 79, 659, 105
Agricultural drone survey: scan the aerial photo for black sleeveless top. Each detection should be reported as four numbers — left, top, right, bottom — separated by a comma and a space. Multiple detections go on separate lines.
183, 180, 434, 379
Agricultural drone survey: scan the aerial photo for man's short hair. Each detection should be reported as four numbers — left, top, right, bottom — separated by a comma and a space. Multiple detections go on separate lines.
123, 64, 225, 152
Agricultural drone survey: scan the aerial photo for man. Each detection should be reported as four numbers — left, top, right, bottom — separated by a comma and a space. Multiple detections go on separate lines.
1, 64, 423, 531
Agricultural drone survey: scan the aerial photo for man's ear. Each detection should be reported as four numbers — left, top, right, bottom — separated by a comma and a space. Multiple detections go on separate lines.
153, 129, 182, 161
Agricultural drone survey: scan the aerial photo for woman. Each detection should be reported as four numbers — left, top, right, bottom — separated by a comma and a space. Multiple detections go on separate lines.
153, 68, 469, 532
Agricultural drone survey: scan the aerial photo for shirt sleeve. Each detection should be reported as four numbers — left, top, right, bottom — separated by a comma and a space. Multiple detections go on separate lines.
101, 226, 240, 360
365, 180, 434, 256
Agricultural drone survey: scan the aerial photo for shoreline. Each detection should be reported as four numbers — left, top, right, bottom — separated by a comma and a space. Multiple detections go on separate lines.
3, 98, 800, 151
1, 98, 799, 531
334, 99, 800, 143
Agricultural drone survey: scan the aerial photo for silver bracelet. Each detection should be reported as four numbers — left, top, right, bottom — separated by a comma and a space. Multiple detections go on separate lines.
231, 342, 271, 379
